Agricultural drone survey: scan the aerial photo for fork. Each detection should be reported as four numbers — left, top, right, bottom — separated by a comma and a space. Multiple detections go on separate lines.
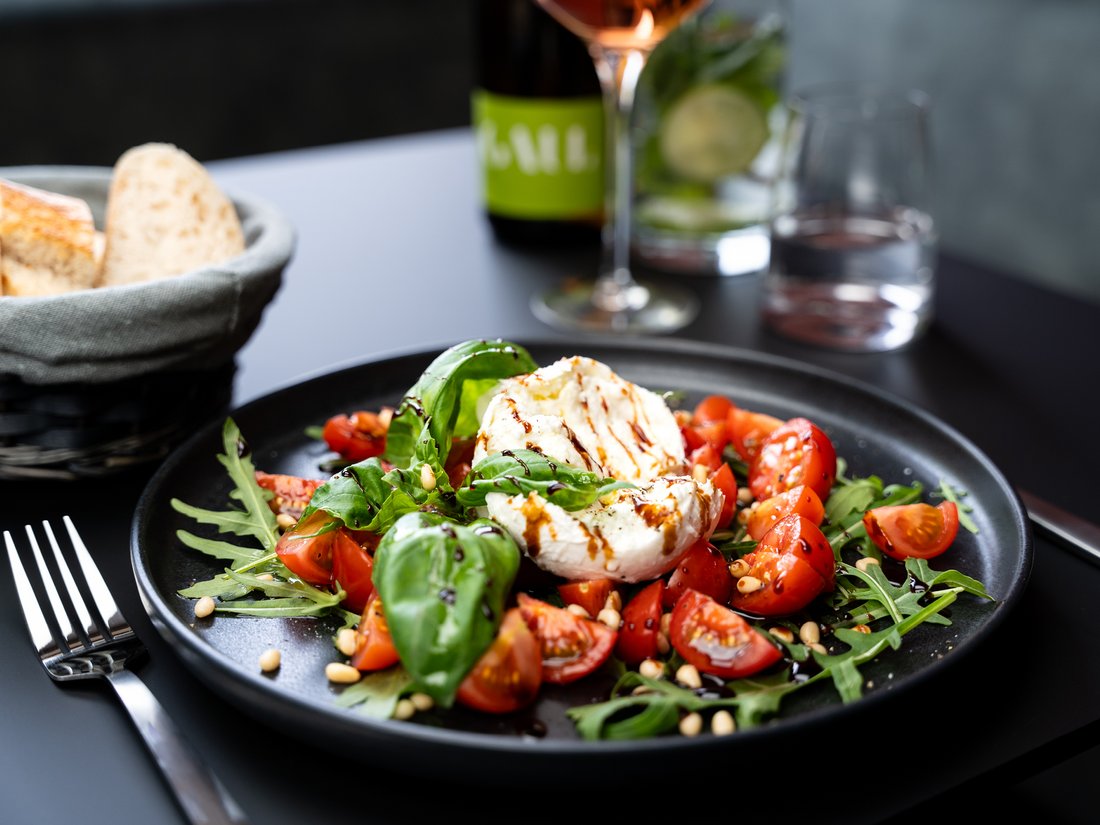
3, 516, 250, 825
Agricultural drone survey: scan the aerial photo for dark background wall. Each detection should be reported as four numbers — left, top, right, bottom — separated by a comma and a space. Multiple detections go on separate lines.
1, 0, 1097, 306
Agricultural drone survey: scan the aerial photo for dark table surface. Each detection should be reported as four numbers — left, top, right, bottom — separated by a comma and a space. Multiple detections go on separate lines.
2, 128, 1099, 824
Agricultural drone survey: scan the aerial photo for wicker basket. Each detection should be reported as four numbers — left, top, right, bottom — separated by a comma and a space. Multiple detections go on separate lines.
0, 166, 294, 480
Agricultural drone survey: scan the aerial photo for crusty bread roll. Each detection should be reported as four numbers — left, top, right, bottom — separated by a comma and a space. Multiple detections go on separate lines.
0, 179, 100, 296
99, 143, 245, 287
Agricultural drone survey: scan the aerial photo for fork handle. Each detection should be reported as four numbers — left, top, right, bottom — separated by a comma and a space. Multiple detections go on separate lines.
107, 669, 250, 825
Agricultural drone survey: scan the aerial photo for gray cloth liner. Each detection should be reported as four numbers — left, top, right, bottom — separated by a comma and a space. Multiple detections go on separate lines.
0, 165, 294, 384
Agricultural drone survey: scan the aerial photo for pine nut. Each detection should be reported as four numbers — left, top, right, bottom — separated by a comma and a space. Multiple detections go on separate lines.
679, 712, 703, 737
639, 658, 664, 679
336, 627, 358, 657
656, 632, 671, 655
660, 612, 672, 636
711, 709, 736, 736
193, 596, 216, 619
378, 407, 394, 427
256, 572, 275, 582
605, 590, 622, 612
597, 608, 621, 629
565, 603, 591, 618
853, 624, 872, 634
692, 464, 709, 483
769, 626, 794, 644
325, 662, 361, 684
736, 575, 763, 594
410, 692, 434, 712
856, 556, 881, 572
728, 558, 750, 578
275, 513, 297, 530
799, 621, 821, 646
420, 463, 437, 491
809, 642, 827, 655
676, 664, 702, 689
631, 685, 652, 696
258, 648, 281, 672
737, 487, 754, 504
393, 698, 416, 720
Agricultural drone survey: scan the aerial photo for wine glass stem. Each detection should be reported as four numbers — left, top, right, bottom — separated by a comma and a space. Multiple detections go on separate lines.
591, 45, 649, 312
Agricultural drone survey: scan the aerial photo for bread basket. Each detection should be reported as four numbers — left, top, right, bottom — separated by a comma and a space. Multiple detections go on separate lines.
0, 165, 295, 480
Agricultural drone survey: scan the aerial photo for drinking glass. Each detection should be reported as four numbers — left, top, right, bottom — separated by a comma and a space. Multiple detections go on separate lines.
531, 0, 710, 333
762, 85, 937, 351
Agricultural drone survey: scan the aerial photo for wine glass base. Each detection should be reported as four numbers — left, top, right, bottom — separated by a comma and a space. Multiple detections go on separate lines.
531, 278, 699, 334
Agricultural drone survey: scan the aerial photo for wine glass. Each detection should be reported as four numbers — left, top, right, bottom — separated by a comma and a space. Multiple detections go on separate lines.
531, 0, 709, 333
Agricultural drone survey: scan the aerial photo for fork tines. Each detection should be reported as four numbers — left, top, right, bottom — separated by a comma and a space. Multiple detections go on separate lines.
4, 516, 133, 667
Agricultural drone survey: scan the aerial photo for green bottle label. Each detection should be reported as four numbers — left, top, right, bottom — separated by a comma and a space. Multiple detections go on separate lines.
472, 89, 604, 220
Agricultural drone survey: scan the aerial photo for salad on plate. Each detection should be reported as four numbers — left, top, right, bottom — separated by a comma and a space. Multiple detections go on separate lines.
171, 339, 993, 740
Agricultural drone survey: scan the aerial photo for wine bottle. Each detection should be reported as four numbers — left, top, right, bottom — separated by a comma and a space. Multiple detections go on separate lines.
472, 0, 604, 245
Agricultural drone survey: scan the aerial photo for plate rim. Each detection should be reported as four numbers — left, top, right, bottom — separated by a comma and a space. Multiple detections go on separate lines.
130, 335, 1034, 763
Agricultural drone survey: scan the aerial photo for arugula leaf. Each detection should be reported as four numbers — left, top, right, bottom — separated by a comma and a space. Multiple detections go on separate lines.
383, 339, 537, 468
371, 511, 521, 708
456, 449, 634, 511
906, 558, 994, 600
936, 480, 980, 534
170, 418, 279, 552
333, 668, 414, 718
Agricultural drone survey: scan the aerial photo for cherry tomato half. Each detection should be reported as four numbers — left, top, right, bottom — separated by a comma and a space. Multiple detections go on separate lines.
729, 515, 836, 617
321, 410, 389, 463
863, 500, 959, 560
456, 608, 542, 714
664, 539, 732, 609
669, 589, 782, 679
557, 578, 615, 618
331, 534, 378, 614
274, 510, 340, 586
517, 593, 617, 684
726, 406, 783, 463
748, 417, 837, 502
255, 471, 324, 519
350, 594, 400, 671
710, 462, 737, 529
615, 580, 665, 666
746, 485, 825, 541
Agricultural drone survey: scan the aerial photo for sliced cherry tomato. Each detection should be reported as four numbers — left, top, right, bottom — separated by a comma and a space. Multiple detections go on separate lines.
669, 589, 782, 679
748, 417, 837, 502
321, 410, 389, 463
692, 394, 735, 425
350, 594, 400, 671
863, 500, 959, 560
726, 407, 784, 463
615, 580, 665, 666
516, 593, 617, 684
255, 471, 324, 519
710, 462, 737, 529
746, 485, 825, 541
456, 608, 543, 714
274, 510, 339, 586
664, 538, 733, 609
730, 515, 836, 617
689, 443, 722, 474
331, 533, 378, 614
557, 578, 615, 618
690, 420, 730, 453
681, 423, 707, 453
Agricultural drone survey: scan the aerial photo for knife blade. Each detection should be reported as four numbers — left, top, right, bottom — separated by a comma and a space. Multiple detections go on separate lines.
1019, 489, 1100, 566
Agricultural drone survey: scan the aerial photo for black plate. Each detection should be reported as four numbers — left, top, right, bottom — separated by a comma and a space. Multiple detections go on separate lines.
131, 338, 1032, 781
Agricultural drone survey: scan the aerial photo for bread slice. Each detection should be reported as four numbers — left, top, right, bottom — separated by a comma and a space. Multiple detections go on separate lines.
0, 179, 100, 296
99, 143, 245, 287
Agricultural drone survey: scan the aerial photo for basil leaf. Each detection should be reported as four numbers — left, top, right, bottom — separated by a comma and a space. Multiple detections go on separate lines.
302, 426, 465, 534
383, 339, 538, 468
456, 449, 634, 511
372, 511, 521, 707
333, 668, 413, 718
